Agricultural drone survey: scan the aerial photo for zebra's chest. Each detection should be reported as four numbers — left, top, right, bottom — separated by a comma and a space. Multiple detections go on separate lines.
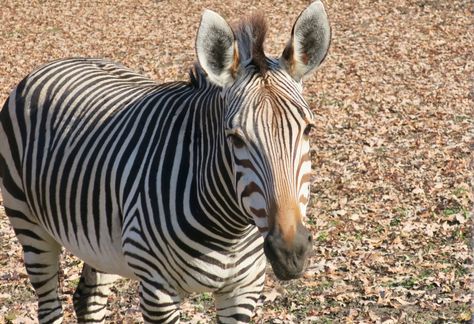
122, 211, 265, 293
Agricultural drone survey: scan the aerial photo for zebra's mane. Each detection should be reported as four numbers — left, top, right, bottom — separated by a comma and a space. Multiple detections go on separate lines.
232, 13, 268, 74
189, 13, 268, 88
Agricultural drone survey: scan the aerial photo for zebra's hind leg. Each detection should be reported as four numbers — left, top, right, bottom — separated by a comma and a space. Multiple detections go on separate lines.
7, 210, 63, 323
73, 264, 119, 323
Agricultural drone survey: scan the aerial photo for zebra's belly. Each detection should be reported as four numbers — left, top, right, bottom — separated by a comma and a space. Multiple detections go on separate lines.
61, 238, 137, 279
43, 221, 137, 279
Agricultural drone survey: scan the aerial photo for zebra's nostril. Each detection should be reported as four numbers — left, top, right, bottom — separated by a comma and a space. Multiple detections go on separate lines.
308, 235, 312, 243
292, 255, 299, 269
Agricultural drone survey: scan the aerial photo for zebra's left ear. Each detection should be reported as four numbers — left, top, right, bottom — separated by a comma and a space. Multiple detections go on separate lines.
280, 0, 331, 82
196, 10, 239, 87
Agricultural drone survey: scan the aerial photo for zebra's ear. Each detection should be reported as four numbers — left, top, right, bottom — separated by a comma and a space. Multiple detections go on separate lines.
196, 9, 239, 87
280, 0, 331, 82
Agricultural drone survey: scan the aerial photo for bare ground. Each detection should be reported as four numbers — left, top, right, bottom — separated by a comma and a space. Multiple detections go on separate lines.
0, 0, 472, 323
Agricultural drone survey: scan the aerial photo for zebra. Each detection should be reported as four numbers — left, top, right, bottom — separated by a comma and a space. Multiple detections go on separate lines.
0, 1, 330, 323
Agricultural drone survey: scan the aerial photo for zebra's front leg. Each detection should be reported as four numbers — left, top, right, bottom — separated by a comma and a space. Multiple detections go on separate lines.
73, 264, 119, 323
139, 279, 181, 323
214, 279, 265, 324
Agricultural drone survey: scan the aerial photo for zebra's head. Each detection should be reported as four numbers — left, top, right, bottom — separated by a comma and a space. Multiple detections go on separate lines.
196, 1, 330, 280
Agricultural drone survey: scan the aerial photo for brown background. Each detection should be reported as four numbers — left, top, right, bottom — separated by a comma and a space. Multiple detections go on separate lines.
0, 0, 472, 322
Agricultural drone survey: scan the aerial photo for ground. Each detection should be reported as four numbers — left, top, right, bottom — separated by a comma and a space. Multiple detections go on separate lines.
0, 0, 472, 323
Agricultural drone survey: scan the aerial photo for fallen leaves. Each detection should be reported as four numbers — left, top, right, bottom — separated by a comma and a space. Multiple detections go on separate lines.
0, 0, 472, 323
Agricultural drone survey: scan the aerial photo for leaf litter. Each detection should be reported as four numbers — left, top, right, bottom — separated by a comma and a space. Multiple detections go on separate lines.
0, 0, 472, 323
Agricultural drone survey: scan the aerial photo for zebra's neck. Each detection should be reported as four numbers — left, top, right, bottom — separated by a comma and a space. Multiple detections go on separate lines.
192, 86, 252, 238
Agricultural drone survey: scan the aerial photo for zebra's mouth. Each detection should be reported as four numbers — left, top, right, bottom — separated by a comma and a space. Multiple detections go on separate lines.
269, 261, 304, 280
263, 231, 312, 281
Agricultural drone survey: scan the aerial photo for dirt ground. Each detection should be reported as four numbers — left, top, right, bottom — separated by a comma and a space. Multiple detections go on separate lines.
0, 0, 472, 323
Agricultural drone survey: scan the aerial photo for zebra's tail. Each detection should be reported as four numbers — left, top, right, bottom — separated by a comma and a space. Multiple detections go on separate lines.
0, 95, 9, 182
0, 84, 26, 201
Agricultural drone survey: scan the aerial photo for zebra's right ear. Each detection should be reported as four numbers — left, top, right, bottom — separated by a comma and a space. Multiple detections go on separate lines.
196, 10, 239, 87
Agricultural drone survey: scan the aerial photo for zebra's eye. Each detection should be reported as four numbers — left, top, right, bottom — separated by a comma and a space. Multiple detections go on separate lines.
303, 124, 314, 137
227, 133, 246, 148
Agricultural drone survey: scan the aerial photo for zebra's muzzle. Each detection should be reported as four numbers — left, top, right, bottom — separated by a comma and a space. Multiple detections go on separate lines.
263, 223, 313, 280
